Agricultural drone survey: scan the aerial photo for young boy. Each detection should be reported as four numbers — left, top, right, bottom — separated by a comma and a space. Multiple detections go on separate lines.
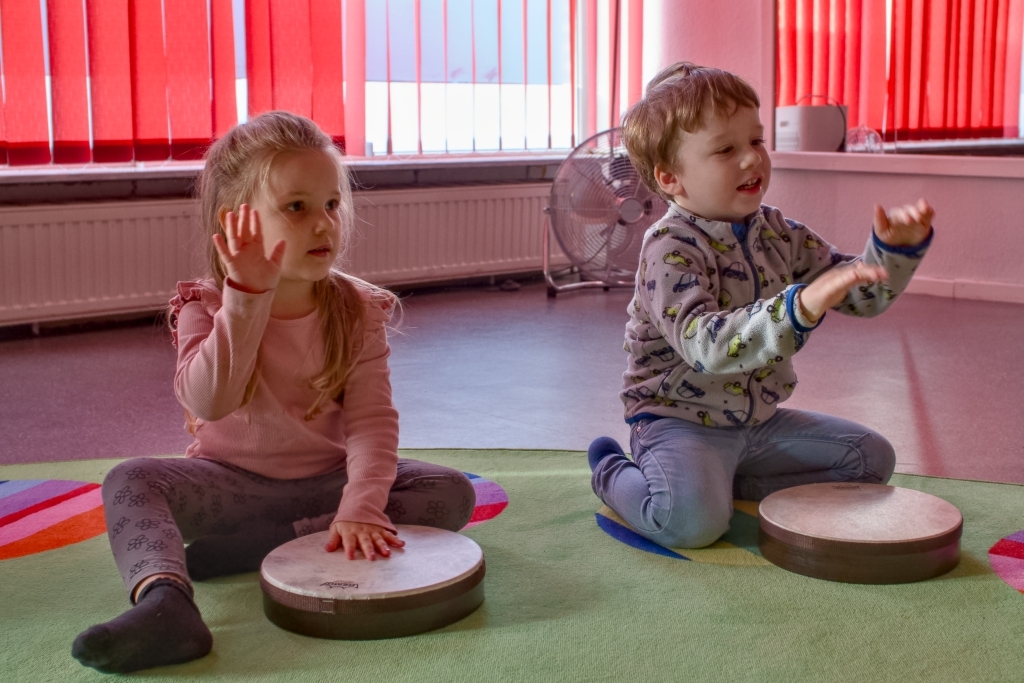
588, 63, 934, 550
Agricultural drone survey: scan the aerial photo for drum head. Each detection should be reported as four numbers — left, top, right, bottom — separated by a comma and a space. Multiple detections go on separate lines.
758, 483, 962, 584
260, 525, 485, 639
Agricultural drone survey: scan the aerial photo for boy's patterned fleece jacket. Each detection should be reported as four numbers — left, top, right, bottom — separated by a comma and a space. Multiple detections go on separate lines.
622, 202, 932, 427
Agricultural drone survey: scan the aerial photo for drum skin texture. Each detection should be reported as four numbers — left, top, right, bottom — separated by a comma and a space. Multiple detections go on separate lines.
260, 525, 485, 639
757, 483, 962, 584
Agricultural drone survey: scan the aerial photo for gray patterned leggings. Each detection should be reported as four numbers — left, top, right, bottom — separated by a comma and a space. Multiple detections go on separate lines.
101, 457, 476, 599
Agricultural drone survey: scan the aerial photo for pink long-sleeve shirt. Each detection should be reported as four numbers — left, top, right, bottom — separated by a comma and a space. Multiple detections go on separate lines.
169, 279, 400, 531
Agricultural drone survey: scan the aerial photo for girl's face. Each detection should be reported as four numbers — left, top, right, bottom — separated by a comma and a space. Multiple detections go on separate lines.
252, 148, 344, 286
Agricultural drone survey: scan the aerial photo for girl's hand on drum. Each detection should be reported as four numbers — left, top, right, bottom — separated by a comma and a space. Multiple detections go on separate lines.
325, 521, 405, 560
213, 203, 286, 293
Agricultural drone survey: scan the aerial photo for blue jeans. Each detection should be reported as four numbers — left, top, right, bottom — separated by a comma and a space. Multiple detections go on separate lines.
591, 409, 895, 549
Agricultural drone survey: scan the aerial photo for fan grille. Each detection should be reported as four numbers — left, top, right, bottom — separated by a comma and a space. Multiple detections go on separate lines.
548, 129, 668, 284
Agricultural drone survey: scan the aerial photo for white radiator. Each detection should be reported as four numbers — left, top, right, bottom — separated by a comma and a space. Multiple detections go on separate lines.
349, 183, 561, 286
0, 200, 204, 327
0, 183, 562, 326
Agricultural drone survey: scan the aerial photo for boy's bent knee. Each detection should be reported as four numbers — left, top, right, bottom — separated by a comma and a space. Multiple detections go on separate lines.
858, 431, 896, 484
648, 505, 731, 550
656, 521, 730, 550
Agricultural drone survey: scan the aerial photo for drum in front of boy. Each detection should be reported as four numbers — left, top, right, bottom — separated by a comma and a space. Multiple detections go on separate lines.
260, 525, 485, 639
758, 483, 962, 584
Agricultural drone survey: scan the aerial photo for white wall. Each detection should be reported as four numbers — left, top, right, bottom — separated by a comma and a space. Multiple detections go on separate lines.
769, 154, 1024, 303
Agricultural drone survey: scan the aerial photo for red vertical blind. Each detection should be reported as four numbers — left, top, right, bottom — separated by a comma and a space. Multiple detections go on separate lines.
211, 0, 238, 138
343, 0, 366, 157
573, 0, 641, 137
311, 0, 346, 146
128, 0, 170, 160
778, 0, 1024, 140
626, 0, 642, 108
246, 0, 274, 116
0, 0, 51, 165
583, 0, 597, 139
887, 0, 1024, 139
47, 0, 91, 163
246, 0, 344, 147
165, 0, 213, 160
0, 0, 621, 166
269, 0, 313, 116
87, 0, 134, 162
778, 0, 886, 128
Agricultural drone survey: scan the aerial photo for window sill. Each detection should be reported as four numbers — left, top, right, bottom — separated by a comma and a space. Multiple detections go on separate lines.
771, 151, 1024, 179
0, 152, 568, 204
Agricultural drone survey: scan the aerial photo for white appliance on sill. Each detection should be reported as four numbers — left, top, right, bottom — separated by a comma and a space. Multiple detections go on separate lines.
774, 104, 848, 152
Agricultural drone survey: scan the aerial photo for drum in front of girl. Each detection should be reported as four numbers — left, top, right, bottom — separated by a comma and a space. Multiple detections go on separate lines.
758, 483, 962, 584
260, 525, 485, 639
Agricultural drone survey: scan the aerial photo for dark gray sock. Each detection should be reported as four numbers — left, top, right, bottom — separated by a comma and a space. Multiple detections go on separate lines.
72, 579, 212, 674
185, 523, 297, 580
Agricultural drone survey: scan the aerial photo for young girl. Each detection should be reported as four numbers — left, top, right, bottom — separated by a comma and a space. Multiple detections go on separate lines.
72, 112, 476, 674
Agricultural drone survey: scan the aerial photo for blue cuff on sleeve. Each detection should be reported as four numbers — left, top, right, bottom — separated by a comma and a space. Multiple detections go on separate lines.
786, 284, 823, 334
871, 226, 933, 256
626, 412, 664, 425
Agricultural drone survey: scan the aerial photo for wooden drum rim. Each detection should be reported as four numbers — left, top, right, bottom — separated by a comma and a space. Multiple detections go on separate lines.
260, 560, 485, 615
759, 517, 963, 556
756, 483, 963, 584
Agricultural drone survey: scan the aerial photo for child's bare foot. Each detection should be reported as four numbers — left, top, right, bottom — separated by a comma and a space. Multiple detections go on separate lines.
72, 579, 212, 673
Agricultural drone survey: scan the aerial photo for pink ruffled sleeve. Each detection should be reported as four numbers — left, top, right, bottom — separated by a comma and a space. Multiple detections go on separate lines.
168, 281, 221, 349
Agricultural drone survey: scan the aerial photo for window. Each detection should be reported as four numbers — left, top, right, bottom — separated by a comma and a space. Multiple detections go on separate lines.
0, 0, 649, 167
776, 0, 1024, 150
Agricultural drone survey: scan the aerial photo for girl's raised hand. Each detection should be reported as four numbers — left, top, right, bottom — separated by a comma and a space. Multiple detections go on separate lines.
212, 204, 286, 293
873, 198, 934, 247
325, 521, 405, 560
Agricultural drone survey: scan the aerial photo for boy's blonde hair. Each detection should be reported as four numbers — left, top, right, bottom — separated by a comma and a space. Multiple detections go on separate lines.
187, 111, 396, 424
621, 62, 760, 200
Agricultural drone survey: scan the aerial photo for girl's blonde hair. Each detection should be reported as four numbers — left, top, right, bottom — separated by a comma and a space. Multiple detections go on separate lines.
188, 111, 396, 425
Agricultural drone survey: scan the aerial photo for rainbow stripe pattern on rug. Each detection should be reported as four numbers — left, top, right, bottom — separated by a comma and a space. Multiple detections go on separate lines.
464, 473, 508, 528
0, 479, 106, 561
595, 500, 771, 566
0, 472, 507, 560
989, 529, 1024, 593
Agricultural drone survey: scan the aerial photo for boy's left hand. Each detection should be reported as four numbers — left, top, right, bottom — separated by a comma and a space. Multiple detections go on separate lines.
325, 521, 404, 560
873, 198, 934, 247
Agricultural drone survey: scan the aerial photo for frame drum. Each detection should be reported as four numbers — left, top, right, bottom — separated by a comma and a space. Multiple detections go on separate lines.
260, 525, 485, 639
758, 483, 962, 584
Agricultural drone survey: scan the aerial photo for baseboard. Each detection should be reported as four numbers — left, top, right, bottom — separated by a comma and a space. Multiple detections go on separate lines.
905, 277, 1024, 305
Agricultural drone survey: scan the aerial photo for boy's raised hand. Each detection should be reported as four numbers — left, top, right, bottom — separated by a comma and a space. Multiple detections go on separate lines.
212, 203, 286, 293
798, 261, 889, 322
325, 520, 405, 560
873, 198, 934, 247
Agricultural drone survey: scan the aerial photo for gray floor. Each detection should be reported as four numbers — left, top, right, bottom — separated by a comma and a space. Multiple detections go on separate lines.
1, 282, 1022, 484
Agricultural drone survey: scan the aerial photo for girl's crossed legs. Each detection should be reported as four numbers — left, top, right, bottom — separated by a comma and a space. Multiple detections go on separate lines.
74, 457, 475, 673
591, 408, 895, 549
101, 456, 477, 599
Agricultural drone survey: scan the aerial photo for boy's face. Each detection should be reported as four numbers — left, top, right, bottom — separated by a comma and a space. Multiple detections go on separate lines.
655, 105, 770, 223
